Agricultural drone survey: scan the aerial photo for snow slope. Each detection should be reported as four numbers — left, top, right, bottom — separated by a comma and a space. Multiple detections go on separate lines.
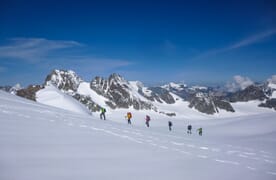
77, 82, 110, 108
267, 82, 276, 98
36, 84, 90, 115
1, 90, 276, 180
268, 82, 276, 90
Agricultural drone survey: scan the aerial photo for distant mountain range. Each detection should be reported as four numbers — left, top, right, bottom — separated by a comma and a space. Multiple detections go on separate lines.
1, 69, 276, 115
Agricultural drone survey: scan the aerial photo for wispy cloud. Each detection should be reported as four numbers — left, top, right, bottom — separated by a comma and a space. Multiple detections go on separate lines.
227, 29, 276, 50
0, 37, 134, 73
194, 29, 276, 59
267, 75, 276, 84
0, 38, 82, 63
225, 75, 254, 92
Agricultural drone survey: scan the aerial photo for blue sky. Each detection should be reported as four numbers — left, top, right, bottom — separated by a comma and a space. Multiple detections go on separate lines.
0, 0, 276, 86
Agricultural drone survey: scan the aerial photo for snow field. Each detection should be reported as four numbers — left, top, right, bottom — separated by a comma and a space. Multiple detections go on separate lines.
1, 91, 276, 180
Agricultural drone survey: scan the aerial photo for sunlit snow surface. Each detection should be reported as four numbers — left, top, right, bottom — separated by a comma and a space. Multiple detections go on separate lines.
36, 84, 90, 114
1, 91, 276, 180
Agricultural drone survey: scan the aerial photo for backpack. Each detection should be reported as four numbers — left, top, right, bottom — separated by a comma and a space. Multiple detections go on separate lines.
146, 115, 150, 121
127, 112, 132, 118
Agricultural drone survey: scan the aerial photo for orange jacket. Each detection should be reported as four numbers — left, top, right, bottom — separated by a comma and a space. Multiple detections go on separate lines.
127, 112, 132, 119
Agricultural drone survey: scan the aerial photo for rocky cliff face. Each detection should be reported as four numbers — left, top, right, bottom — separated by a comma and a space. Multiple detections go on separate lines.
45, 69, 82, 92
16, 85, 43, 101
139, 87, 175, 104
227, 85, 267, 102
188, 92, 234, 114
258, 82, 276, 110
73, 93, 101, 112
43, 69, 104, 112
188, 93, 218, 114
259, 99, 276, 110
214, 98, 235, 112
90, 74, 155, 110
163, 83, 234, 114
162, 82, 191, 100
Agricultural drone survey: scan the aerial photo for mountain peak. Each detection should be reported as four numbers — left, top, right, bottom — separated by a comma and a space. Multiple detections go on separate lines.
10, 83, 22, 95
90, 73, 154, 110
162, 82, 187, 91
45, 69, 82, 92
108, 73, 126, 84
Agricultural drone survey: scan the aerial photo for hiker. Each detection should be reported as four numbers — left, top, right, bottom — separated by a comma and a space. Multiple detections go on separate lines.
187, 124, 192, 134
145, 115, 150, 127
126, 112, 132, 124
168, 121, 173, 131
197, 127, 203, 136
100, 107, 106, 120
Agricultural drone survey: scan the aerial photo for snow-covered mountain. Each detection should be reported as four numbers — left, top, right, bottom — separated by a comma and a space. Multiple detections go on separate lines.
0, 83, 22, 95
90, 74, 154, 110
42, 70, 180, 114
227, 82, 276, 110
36, 84, 90, 114
16, 85, 42, 101
0, 85, 12, 93
45, 69, 82, 92
227, 84, 267, 102
161, 82, 235, 114
1, 89, 276, 180
5, 69, 276, 116
258, 82, 276, 110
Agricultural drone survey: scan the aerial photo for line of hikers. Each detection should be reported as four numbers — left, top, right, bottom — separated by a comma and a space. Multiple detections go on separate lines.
100, 108, 149, 127
168, 121, 202, 135
187, 124, 202, 136
99, 108, 202, 135
125, 112, 151, 128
